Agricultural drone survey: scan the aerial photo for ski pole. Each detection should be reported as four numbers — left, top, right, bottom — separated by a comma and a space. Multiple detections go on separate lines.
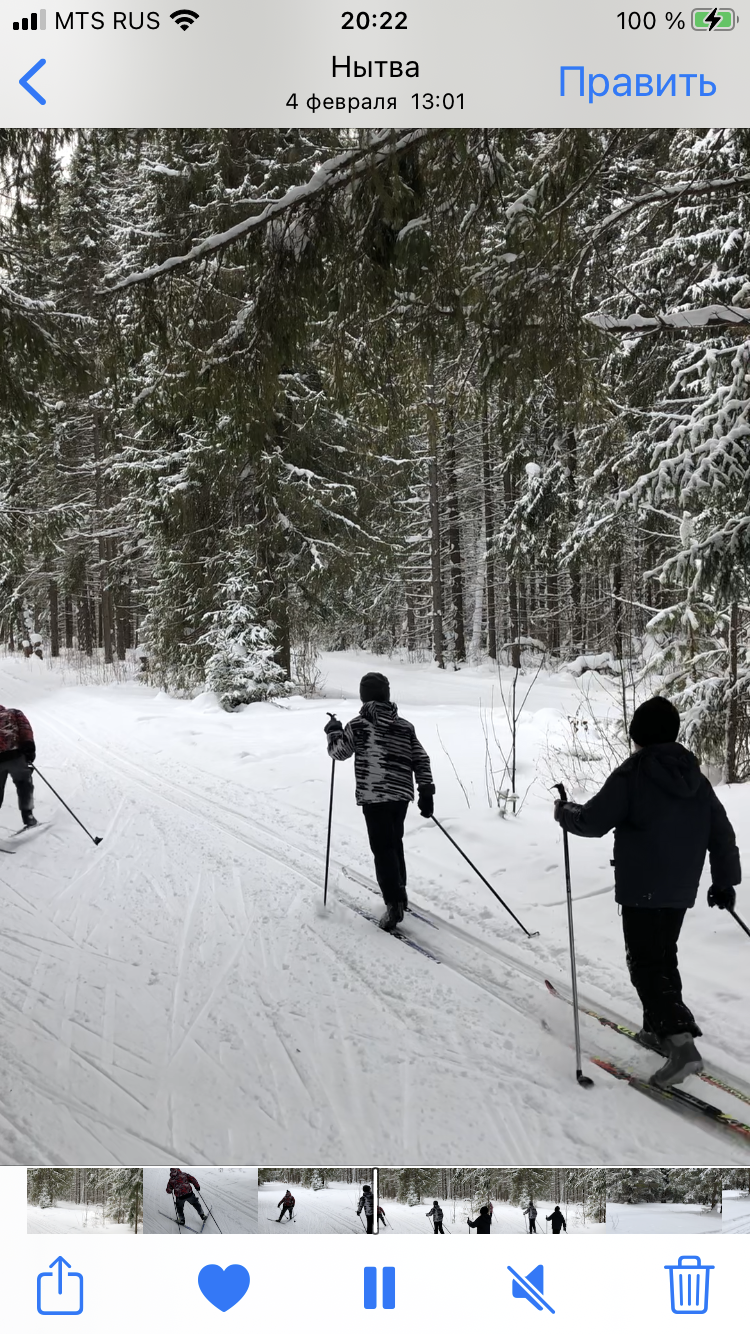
553, 784, 594, 1088
173, 1199, 182, 1233
430, 815, 539, 937
30, 765, 103, 845
198, 1192, 222, 1234
323, 713, 337, 906
728, 907, 750, 940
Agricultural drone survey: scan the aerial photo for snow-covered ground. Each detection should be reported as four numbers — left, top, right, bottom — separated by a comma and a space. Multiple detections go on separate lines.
721, 1191, 750, 1234
258, 1181, 370, 1234
143, 1167, 257, 1234
381, 1198, 604, 1235
0, 649, 748, 1164
606, 1203, 721, 1234
27, 1201, 134, 1233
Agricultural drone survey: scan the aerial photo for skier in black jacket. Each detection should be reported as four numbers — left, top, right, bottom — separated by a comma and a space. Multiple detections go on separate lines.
357, 1183, 375, 1233
555, 696, 741, 1089
325, 673, 435, 932
546, 1206, 566, 1234
467, 1206, 492, 1234
426, 1200, 444, 1234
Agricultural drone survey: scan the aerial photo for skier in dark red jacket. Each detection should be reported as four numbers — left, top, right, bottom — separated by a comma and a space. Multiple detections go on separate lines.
277, 1189, 295, 1222
0, 705, 37, 828
166, 1168, 207, 1225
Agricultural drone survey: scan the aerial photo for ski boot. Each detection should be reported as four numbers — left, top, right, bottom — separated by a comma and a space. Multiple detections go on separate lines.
637, 1028, 666, 1055
21, 810, 38, 828
649, 1033, 704, 1088
379, 903, 404, 932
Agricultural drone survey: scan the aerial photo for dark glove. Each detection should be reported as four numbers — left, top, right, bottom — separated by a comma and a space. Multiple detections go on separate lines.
21, 742, 36, 764
324, 717, 343, 736
553, 800, 563, 824
708, 884, 736, 911
417, 785, 435, 818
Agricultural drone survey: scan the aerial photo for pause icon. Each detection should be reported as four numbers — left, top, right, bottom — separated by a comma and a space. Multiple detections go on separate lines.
364, 1267, 395, 1310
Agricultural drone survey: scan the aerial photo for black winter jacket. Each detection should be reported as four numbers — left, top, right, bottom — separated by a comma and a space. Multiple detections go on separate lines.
328, 701, 433, 805
547, 1209, 566, 1233
467, 1212, 492, 1234
558, 743, 741, 909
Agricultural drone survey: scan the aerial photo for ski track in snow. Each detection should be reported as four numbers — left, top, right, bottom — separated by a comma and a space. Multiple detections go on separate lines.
258, 1182, 367, 1234
27, 1201, 135, 1233
0, 652, 748, 1164
606, 1202, 722, 1234
143, 1167, 258, 1233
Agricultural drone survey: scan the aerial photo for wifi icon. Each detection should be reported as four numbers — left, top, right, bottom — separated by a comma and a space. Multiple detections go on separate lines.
170, 8, 198, 28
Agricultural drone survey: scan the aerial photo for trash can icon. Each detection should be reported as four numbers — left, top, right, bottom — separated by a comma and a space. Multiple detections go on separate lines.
665, 1256, 714, 1314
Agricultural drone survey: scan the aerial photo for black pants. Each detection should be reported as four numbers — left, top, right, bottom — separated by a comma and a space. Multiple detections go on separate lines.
278, 1204, 293, 1221
528, 1219, 536, 1233
360, 1211, 374, 1233
621, 905, 698, 1037
0, 753, 34, 815
362, 800, 409, 906
175, 1191, 202, 1222
432, 1221, 444, 1234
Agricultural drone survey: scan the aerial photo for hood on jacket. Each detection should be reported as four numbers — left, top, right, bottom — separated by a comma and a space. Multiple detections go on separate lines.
627, 741, 703, 800
360, 701, 398, 726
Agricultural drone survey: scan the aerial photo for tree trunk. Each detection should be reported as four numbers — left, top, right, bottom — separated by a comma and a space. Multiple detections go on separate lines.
445, 403, 466, 663
428, 399, 445, 669
482, 407, 497, 661
724, 600, 740, 784
64, 595, 74, 649
503, 466, 521, 669
48, 580, 60, 657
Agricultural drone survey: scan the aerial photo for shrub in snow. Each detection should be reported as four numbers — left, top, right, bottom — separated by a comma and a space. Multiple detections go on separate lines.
39, 1185, 52, 1209
406, 1186, 419, 1207
200, 565, 293, 711
311, 1170, 324, 1191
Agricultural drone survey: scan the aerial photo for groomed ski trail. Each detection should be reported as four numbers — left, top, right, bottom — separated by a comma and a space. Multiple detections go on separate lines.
0, 658, 747, 1164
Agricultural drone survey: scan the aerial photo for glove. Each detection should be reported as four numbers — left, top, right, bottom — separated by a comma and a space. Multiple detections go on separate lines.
21, 742, 36, 764
553, 800, 563, 824
324, 717, 343, 736
708, 884, 736, 911
417, 785, 435, 818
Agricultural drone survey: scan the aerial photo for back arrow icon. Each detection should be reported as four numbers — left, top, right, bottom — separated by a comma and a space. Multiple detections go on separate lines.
20, 59, 46, 104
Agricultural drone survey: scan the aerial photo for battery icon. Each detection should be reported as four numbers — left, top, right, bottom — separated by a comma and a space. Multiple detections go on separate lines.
691, 7, 735, 27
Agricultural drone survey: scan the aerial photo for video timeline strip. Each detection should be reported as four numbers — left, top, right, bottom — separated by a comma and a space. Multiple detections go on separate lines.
24, 1166, 750, 1237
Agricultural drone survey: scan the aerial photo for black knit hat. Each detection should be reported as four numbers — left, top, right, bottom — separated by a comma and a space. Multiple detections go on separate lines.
360, 672, 390, 703
629, 696, 680, 747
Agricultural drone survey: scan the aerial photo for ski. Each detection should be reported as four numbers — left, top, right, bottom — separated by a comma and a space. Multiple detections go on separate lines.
348, 902, 441, 962
9, 820, 52, 839
545, 979, 750, 1108
342, 864, 439, 930
592, 1056, 750, 1142
157, 1209, 200, 1233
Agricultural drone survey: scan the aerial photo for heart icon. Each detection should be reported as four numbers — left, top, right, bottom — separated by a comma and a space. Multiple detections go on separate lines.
198, 1264, 250, 1312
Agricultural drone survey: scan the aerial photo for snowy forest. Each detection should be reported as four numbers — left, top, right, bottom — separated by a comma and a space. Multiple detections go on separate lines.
1, 128, 749, 775
27, 1167, 143, 1230
379, 1167, 608, 1220
259, 1167, 371, 1186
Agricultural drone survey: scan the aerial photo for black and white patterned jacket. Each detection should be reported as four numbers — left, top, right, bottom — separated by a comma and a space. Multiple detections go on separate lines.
327, 701, 434, 805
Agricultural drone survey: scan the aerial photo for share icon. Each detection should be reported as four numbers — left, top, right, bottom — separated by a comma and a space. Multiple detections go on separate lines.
507, 1264, 555, 1314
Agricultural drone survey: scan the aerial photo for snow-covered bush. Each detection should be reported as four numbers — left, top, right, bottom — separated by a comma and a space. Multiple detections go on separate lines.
200, 563, 293, 711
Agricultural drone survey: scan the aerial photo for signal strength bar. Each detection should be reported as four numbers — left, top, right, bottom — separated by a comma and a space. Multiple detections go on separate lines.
13, 8, 46, 28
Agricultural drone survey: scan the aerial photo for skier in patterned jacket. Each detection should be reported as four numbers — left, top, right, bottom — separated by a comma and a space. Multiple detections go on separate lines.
0, 704, 37, 828
325, 672, 435, 932
166, 1168, 208, 1225
426, 1201, 444, 1234
357, 1183, 375, 1233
